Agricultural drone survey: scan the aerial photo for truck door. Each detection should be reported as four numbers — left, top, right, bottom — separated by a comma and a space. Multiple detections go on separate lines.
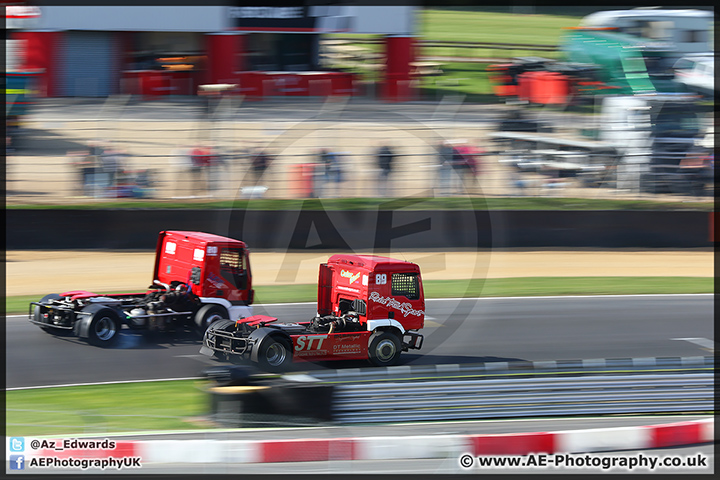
154, 232, 200, 291
317, 263, 333, 316
211, 246, 251, 303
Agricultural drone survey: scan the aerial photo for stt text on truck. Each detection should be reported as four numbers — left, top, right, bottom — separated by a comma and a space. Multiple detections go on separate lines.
201, 254, 425, 371
29, 231, 253, 346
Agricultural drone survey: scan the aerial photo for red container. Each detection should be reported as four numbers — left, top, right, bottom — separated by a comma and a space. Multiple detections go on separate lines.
528, 71, 571, 105
528, 71, 546, 104
289, 163, 317, 198
517, 71, 535, 102
547, 72, 569, 104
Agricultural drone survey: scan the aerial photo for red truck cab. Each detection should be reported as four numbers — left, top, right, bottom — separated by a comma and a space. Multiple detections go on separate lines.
154, 230, 253, 305
318, 254, 424, 331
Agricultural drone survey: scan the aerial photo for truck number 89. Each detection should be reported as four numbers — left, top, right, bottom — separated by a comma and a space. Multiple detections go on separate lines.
376, 274, 387, 285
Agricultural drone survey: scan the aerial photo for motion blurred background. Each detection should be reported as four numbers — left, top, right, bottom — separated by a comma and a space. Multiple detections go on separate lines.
6, 3, 714, 204
4, 2, 715, 475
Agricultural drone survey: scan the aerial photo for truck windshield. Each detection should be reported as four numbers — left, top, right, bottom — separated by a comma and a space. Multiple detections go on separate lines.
219, 248, 247, 288
392, 273, 420, 300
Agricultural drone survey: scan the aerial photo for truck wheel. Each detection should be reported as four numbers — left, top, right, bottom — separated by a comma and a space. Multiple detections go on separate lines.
87, 308, 121, 347
194, 305, 228, 335
257, 336, 292, 372
368, 331, 402, 367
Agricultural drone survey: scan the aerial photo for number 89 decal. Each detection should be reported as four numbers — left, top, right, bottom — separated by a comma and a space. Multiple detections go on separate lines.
376, 274, 387, 285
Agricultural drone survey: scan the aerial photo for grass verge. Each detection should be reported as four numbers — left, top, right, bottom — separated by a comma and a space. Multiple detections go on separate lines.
419, 9, 578, 48
6, 380, 208, 437
10, 277, 712, 315
5, 197, 714, 211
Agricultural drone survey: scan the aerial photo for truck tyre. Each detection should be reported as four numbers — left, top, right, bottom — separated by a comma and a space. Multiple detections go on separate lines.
34, 294, 64, 334
87, 308, 121, 347
194, 305, 228, 335
368, 330, 402, 367
257, 336, 292, 372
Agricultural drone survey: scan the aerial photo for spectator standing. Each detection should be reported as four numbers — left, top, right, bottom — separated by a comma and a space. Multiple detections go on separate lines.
99, 144, 125, 196
509, 169, 529, 196
376, 143, 395, 197
462, 140, 486, 195
436, 140, 454, 196
250, 148, 271, 186
77, 141, 104, 197
170, 147, 192, 198
450, 142, 470, 195
189, 145, 213, 196
679, 151, 712, 197
67, 148, 93, 197
319, 148, 343, 197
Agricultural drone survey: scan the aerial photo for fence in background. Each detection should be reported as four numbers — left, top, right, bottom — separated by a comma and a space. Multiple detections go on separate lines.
6, 110, 713, 204
325, 38, 560, 62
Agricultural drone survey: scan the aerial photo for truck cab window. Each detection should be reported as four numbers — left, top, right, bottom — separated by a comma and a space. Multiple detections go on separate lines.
392, 273, 420, 300
220, 248, 247, 288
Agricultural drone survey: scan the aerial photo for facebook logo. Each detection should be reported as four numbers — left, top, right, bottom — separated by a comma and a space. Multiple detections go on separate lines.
10, 455, 25, 470
9, 437, 24, 452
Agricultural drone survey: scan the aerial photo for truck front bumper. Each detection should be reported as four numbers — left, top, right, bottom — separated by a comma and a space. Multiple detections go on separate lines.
201, 329, 252, 357
402, 331, 423, 351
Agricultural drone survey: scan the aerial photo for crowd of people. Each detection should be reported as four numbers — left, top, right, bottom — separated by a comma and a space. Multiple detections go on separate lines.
69, 139, 492, 200
434, 139, 485, 196
306, 140, 486, 198
68, 141, 153, 198
169, 145, 271, 198
66, 138, 713, 200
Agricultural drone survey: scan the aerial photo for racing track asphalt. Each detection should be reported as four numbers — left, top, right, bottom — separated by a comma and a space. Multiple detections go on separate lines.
5, 295, 713, 389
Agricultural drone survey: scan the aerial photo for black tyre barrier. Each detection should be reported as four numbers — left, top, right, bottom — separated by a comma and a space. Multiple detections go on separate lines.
204, 366, 335, 427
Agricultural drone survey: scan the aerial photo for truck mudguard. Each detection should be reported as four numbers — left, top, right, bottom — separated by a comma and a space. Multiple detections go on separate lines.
75, 304, 106, 338
366, 319, 406, 335
247, 327, 292, 363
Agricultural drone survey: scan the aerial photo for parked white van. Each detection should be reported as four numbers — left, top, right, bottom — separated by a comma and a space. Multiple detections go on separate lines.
672, 55, 714, 98
580, 8, 714, 69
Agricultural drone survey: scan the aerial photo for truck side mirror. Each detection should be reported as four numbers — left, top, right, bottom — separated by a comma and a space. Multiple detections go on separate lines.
236, 272, 248, 289
190, 267, 201, 285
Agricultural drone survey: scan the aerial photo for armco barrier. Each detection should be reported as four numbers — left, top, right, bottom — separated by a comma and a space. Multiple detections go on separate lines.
6, 209, 713, 249
24, 418, 714, 464
199, 358, 712, 426
308, 355, 715, 383
330, 373, 714, 423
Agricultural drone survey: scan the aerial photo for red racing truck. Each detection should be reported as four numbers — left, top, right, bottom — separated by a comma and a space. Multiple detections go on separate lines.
29, 231, 253, 346
200, 254, 425, 371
